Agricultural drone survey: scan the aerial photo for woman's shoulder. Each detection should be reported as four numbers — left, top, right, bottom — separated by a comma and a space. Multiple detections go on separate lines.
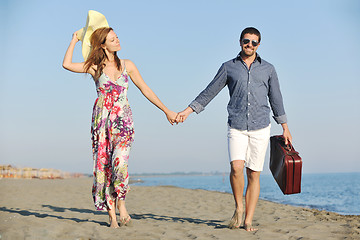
123, 59, 136, 71
122, 59, 134, 72
123, 59, 133, 65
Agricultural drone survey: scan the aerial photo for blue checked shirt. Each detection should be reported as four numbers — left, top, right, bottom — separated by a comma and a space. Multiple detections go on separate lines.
189, 53, 287, 131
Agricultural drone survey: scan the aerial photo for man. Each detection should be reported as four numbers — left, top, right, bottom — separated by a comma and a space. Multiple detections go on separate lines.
176, 27, 292, 231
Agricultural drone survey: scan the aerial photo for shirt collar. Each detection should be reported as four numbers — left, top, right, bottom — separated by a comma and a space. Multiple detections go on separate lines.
235, 52, 262, 64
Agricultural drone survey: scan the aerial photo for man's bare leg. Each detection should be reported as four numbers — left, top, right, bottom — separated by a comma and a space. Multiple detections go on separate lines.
244, 167, 260, 231
228, 160, 245, 229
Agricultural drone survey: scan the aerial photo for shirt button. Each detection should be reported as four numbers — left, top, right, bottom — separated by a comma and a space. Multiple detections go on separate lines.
248, 92, 250, 95
248, 103, 250, 105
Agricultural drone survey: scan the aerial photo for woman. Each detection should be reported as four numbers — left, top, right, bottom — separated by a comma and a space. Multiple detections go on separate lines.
63, 27, 177, 228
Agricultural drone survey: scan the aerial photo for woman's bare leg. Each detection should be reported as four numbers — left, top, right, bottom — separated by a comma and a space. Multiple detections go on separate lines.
108, 200, 119, 228
118, 200, 131, 226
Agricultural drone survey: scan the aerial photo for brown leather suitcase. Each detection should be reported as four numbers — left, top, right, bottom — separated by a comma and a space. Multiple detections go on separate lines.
270, 135, 302, 195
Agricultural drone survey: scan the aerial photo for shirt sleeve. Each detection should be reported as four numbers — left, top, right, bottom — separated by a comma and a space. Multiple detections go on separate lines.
189, 64, 228, 114
268, 67, 287, 124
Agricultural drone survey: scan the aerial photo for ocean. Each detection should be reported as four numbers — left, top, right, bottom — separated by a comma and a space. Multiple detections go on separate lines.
133, 172, 360, 215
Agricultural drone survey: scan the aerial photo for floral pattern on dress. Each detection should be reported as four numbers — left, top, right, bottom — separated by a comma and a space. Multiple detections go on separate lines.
91, 68, 134, 211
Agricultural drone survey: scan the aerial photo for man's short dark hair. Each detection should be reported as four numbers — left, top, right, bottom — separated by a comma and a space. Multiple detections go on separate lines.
240, 27, 261, 43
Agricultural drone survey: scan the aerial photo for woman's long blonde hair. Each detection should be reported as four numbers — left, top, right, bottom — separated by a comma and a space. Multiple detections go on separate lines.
84, 27, 121, 80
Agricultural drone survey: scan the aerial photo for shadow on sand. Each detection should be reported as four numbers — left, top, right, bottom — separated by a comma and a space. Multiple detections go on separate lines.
0, 205, 228, 229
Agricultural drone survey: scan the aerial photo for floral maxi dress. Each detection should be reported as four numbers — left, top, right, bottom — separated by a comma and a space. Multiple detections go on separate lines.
91, 65, 134, 211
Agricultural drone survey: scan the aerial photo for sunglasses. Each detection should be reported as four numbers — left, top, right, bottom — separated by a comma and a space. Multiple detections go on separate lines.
242, 38, 259, 47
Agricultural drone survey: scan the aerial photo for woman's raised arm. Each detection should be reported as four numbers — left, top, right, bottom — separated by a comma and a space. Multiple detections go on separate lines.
62, 31, 90, 74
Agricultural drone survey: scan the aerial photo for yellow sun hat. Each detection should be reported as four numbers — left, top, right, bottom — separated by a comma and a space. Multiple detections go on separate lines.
76, 10, 109, 60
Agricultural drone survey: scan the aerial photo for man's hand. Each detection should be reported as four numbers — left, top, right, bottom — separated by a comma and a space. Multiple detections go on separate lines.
281, 123, 292, 145
176, 107, 194, 123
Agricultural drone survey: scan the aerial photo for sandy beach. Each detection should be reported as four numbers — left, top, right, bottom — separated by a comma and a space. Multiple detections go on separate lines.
0, 178, 359, 240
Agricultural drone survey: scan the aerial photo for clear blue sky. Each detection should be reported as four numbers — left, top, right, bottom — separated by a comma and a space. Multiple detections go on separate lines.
1, 0, 359, 175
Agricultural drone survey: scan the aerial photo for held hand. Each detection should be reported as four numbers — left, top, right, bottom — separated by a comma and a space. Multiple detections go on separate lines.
166, 110, 179, 125
176, 107, 194, 123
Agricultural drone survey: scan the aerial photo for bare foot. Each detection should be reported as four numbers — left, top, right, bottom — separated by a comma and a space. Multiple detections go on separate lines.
118, 202, 132, 227
109, 217, 119, 228
120, 215, 132, 227
244, 223, 258, 232
228, 209, 243, 229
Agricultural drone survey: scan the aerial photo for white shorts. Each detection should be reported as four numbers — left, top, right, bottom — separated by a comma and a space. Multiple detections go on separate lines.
227, 124, 271, 172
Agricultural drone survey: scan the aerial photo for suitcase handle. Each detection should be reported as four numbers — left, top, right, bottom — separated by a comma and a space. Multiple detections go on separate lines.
286, 151, 299, 156
274, 135, 299, 155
